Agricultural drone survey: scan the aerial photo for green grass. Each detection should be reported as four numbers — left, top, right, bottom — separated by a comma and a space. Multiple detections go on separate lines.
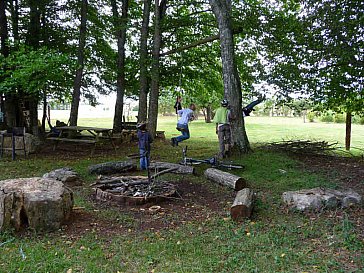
73, 116, 364, 151
0, 116, 363, 272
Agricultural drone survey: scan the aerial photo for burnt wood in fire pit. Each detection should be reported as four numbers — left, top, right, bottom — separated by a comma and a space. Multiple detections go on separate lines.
92, 176, 177, 205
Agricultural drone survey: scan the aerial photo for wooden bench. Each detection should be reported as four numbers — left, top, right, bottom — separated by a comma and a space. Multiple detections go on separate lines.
47, 126, 116, 155
47, 137, 96, 144
121, 122, 138, 130
47, 137, 97, 154
155, 131, 165, 140
121, 130, 137, 142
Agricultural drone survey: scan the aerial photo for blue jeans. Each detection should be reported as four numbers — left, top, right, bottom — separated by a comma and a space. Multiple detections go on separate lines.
139, 148, 150, 170
175, 123, 190, 143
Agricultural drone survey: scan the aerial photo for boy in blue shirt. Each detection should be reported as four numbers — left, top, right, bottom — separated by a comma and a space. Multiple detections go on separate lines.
137, 122, 153, 170
171, 103, 196, 146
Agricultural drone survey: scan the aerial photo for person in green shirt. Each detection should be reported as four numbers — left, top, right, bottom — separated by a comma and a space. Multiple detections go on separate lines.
213, 99, 233, 158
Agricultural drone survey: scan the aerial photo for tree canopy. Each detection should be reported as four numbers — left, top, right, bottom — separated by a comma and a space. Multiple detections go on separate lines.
0, 0, 362, 146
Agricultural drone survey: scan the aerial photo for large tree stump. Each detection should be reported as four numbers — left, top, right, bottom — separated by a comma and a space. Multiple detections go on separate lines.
88, 161, 137, 175
230, 188, 255, 221
204, 168, 246, 191
0, 177, 74, 232
149, 162, 195, 175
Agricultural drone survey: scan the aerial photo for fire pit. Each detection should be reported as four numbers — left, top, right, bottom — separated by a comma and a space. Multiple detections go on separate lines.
92, 176, 177, 205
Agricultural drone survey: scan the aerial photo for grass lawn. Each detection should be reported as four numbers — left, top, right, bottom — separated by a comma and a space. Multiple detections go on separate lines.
0, 116, 363, 272
75, 116, 364, 151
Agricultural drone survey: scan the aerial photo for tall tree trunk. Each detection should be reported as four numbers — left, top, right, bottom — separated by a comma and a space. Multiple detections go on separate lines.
4, 0, 20, 129
0, 0, 9, 127
9, 0, 19, 42
4, 95, 18, 127
41, 91, 47, 133
0, 0, 9, 58
209, 0, 250, 153
148, 0, 167, 137
345, 112, 352, 151
28, 98, 39, 135
26, 0, 40, 48
206, 104, 212, 123
137, 0, 151, 123
112, 0, 129, 133
69, 0, 88, 126
26, 0, 42, 136
0, 95, 4, 127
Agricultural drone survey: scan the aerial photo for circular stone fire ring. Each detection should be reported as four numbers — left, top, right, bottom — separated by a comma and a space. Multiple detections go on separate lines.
93, 176, 177, 205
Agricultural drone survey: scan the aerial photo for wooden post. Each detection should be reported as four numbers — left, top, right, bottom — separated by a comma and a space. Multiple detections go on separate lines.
345, 112, 352, 151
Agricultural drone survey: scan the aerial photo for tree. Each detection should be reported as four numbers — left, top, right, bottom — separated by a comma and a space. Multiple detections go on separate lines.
111, 0, 129, 133
209, 0, 250, 153
0, 0, 9, 127
137, 0, 152, 123
147, 0, 167, 137
69, 0, 88, 126
303, 0, 363, 150
264, 0, 363, 150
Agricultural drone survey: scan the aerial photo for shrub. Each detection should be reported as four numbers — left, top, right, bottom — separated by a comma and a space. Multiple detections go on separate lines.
334, 113, 345, 123
320, 112, 334, 123
352, 115, 359, 124
307, 112, 315, 122
359, 116, 364, 125
350, 115, 364, 125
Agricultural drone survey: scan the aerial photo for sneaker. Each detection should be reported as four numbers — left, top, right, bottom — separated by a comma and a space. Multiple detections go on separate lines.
171, 137, 178, 147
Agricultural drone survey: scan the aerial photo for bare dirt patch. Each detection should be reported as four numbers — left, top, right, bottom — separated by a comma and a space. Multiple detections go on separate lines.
293, 153, 364, 194
61, 177, 234, 238
36, 142, 364, 241
292, 153, 364, 240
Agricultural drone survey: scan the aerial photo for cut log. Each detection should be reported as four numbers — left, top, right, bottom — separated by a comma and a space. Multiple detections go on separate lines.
149, 162, 195, 175
204, 168, 246, 191
88, 161, 137, 175
230, 188, 255, 221
0, 177, 73, 232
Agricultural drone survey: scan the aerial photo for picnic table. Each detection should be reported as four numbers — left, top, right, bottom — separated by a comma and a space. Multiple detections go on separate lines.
47, 126, 116, 155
